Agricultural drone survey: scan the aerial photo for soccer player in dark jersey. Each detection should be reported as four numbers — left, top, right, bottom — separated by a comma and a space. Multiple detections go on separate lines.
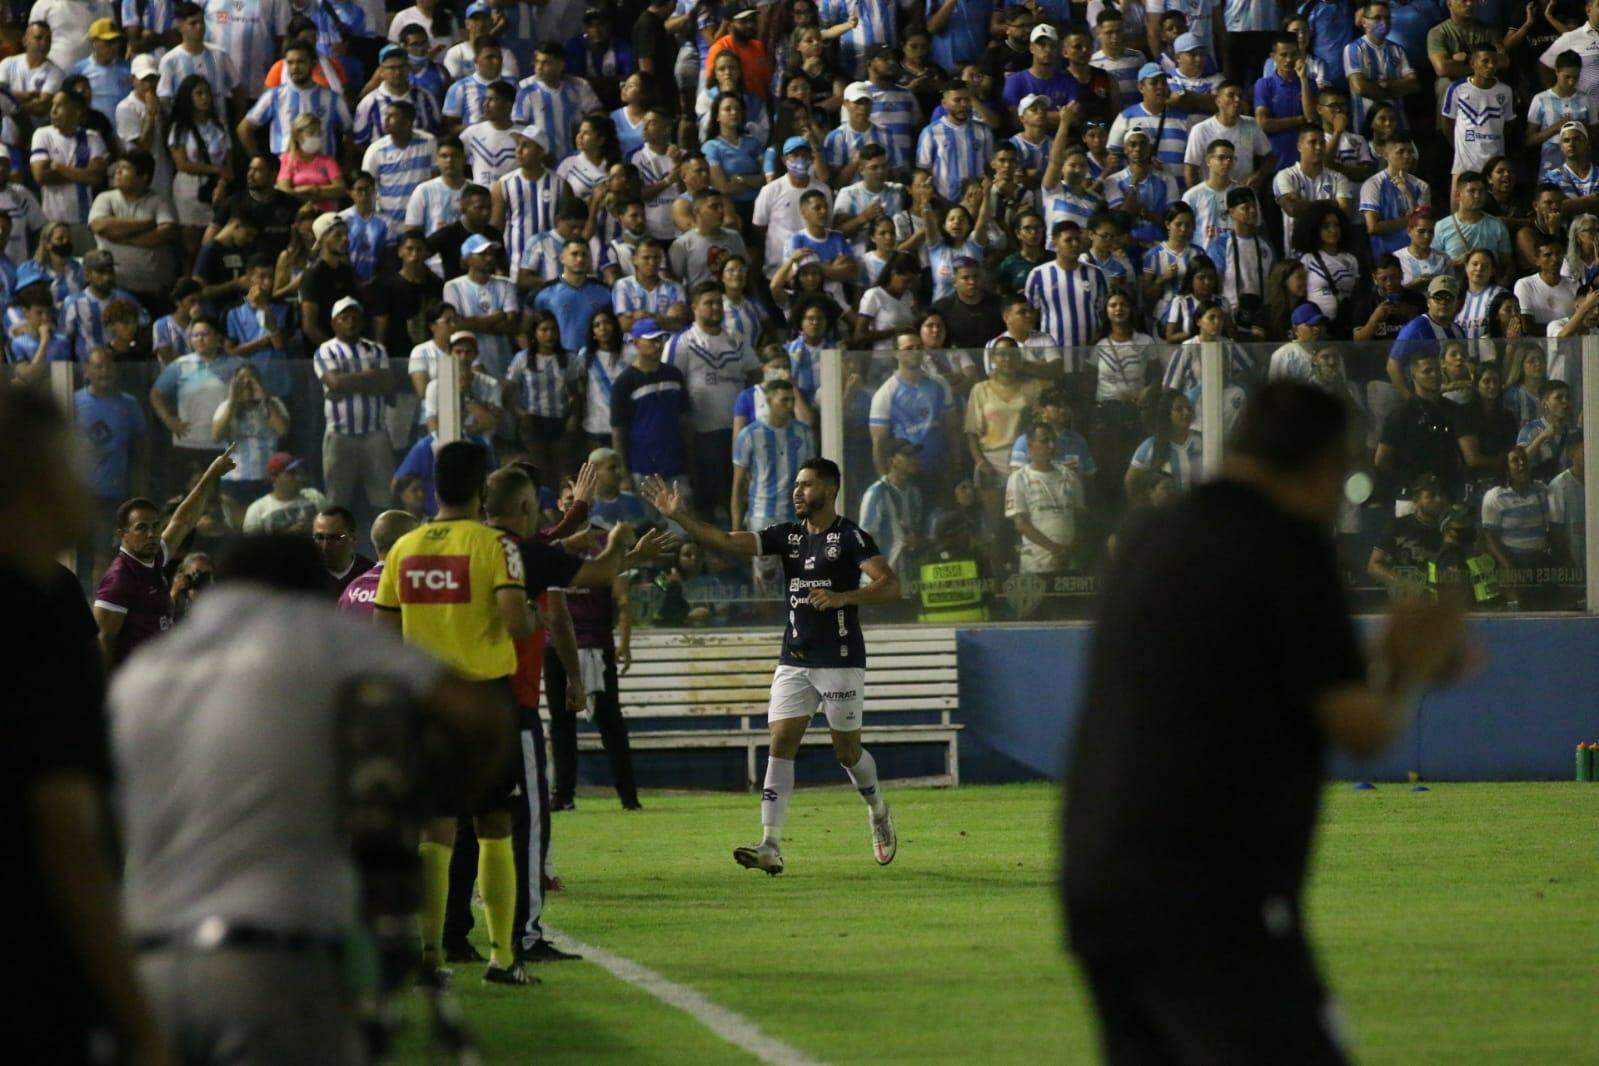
642, 458, 902, 876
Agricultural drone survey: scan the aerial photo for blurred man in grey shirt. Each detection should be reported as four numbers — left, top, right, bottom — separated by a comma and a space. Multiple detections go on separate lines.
110, 535, 510, 1063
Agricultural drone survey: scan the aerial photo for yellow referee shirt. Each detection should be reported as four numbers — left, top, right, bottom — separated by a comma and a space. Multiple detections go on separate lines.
374, 518, 525, 680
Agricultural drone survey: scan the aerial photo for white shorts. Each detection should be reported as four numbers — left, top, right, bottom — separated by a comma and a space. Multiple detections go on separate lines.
767, 664, 865, 732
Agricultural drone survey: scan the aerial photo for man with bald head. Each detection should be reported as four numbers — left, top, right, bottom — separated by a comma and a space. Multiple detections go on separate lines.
337, 509, 417, 616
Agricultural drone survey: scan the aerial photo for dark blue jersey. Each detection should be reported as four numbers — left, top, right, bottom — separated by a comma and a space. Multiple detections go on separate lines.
758, 516, 882, 668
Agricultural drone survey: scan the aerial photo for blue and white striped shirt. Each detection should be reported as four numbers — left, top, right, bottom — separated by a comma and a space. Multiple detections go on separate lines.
151, 313, 193, 360
1528, 89, 1593, 171
785, 336, 820, 399
1358, 169, 1430, 256
612, 276, 686, 319
1025, 260, 1109, 358
404, 177, 464, 236
863, 83, 920, 169
1162, 337, 1253, 391
517, 232, 573, 284
122, 0, 176, 37
1107, 103, 1193, 170
495, 167, 562, 267
353, 84, 441, 145
61, 286, 147, 359
823, 121, 892, 173
1009, 132, 1052, 176
1541, 160, 1599, 202
1103, 166, 1183, 244
512, 76, 593, 161
579, 346, 632, 436
1141, 242, 1209, 328
204, 0, 287, 91
1395, 246, 1454, 288
1455, 283, 1507, 339
362, 131, 438, 230
722, 296, 768, 353
1223, 0, 1278, 32
1131, 430, 1204, 488
442, 274, 520, 376
1040, 182, 1105, 235
927, 237, 985, 303
442, 75, 508, 127
507, 348, 576, 418
339, 208, 391, 284
735, 418, 816, 524
858, 477, 923, 573
1341, 36, 1412, 134
819, 0, 898, 78
915, 116, 995, 201
313, 337, 390, 435
1481, 483, 1552, 552
244, 81, 352, 155
1092, 48, 1147, 104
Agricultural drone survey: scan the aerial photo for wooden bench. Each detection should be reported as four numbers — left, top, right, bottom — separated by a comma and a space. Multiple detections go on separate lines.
563, 626, 963, 788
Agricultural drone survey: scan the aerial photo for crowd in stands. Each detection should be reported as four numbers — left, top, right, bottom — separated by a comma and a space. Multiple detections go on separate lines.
4, 0, 1593, 617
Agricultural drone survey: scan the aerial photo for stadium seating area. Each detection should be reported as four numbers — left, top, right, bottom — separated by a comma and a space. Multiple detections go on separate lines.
4, 0, 1589, 618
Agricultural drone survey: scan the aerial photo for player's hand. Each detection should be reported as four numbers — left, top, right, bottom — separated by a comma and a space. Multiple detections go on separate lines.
631, 527, 678, 563
204, 442, 237, 481
566, 683, 588, 715
606, 521, 638, 555
807, 588, 848, 609
571, 460, 598, 504
639, 474, 683, 518
617, 641, 632, 674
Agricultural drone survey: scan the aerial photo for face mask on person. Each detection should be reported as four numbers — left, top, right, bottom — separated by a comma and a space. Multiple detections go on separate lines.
1367, 18, 1389, 40
299, 135, 324, 154
408, 52, 427, 67
786, 157, 811, 180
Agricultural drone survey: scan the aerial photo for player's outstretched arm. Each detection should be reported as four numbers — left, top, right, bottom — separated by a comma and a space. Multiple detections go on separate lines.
639, 475, 761, 557
808, 555, 900, 609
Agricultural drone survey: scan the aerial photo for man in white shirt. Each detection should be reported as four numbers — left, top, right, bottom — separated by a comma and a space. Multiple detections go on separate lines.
752, 137, 832, 277
1514, 234, 1579, 328
30, 89, 107, 235
115, 55, 171, 196
663, 280, 759, 520
1273, 126, 1353, 251
1004, 422, 1082, 580
28, 0, 113, 70
1540, 0, 1599, 113
1182, 80, 1273, 191
0, 20, 64, 120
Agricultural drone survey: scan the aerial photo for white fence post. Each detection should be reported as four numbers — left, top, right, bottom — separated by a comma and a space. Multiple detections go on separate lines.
1199, 341, 1224, 477
435, 352, 462, 446
1582, 336, 1598, 614
820, 347, 845, 501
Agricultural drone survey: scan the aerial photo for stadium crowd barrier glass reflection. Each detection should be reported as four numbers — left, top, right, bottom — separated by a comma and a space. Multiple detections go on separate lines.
43, 333, 1591, 624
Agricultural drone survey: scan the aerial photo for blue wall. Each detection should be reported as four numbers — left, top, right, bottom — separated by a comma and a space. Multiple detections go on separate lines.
955, 618, 1599, 783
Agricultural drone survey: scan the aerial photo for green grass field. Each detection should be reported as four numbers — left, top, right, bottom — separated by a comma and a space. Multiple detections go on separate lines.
392, 782, 1597, 1064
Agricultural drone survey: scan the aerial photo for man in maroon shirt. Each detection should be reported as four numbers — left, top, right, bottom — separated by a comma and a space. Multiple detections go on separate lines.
337, 509, 417, 616
92, 445, 236, 668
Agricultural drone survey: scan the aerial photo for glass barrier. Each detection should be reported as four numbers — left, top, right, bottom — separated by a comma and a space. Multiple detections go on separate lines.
41, 331, 1589, 622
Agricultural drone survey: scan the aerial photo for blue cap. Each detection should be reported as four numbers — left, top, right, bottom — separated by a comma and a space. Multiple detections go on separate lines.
464, 1, 492, 16
1173, 32, 1203, 53
379, 43, 404, 62
1291, 302, 1327, 328
951, 255, 980, 271
629, 318, 670, 341
782, 135, 811, 156
1137, 62, 1167, 81
14, 260, 48, 292
460, 233, 500, 259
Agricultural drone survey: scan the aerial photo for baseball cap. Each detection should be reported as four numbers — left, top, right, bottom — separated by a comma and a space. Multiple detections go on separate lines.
629, 317, 670, 341
1138, 62, 1167, 82
83, 249, 114, 270
1225, 187, 1258, 209
513, 124, 550, 154
731, 6, 757, 19
1122, 126, 1152, 143
461, 233, 500, 259
266, 452, 304, 479
782, 135, 812, 156
1427, 274, 1461, 299
448, 330, 478, 347
1290, 302, 1327, 328
1173, 32, 1203, 53
311, 212, 344, 243
464, 1, 492, 16
1561, 120, 1589, 139
379, 43, 405, 62
87, 17, 123, 40
951, 255, 981, 272
131, 54, 159, 80
582, 5, 611, 20
1018, 93, 1048, 114
14, 260, 48, 291
864, 43, 897, 63
1030, 24, 1059, 42
331, 296, 363, 318
844, 82, 874, 104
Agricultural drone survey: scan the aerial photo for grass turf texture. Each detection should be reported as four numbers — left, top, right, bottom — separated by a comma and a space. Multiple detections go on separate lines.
391, 782, 1595, 1064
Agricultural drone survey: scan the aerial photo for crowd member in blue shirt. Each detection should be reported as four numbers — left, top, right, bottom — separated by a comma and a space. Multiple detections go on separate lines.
1002, 24, 1077, 116
1254, 32, 1318, 171
532, 240, 614, 353
610, 318, 694, 488
924, 0, 993, 73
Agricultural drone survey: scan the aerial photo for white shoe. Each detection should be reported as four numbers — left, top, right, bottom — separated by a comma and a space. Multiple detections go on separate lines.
733, 842, 785, 876
870, 805, 896, 866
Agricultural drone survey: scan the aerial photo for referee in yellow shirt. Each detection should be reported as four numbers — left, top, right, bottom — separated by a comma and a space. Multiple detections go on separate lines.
375, 440, 540, 988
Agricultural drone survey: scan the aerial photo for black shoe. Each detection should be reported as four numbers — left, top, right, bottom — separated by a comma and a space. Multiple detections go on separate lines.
551, 799, 576, 812
622, 799, 643, 810
444, 941, 485, 964
483, 962, 540, 987
521, 939, 583, 963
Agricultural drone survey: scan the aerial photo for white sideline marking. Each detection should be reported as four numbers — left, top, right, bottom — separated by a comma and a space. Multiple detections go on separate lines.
546, 927, 827, 1066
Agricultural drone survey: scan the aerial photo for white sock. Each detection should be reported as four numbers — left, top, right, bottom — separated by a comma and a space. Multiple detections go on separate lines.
845, 748, 887, 817
760, 756, 794, 848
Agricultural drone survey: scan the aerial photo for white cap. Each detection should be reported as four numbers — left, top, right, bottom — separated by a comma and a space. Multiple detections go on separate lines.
131, 53, 158, 79
448, 330, 478, 347
514, 124, 550, 154
331, 296, 362, 319
1018, 93, 1048, 114
311, 212, 344, 243
1030, 23, 1058, 42
843, 81, 874, 104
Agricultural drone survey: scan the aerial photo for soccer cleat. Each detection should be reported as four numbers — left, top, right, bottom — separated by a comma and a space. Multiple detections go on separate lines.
541, 873, 566, 893
522, 939, 582, 963
444, 941, 485, 964
733, 842, 785, 876
482, 962, 540, 987
551, 799, 576, 812
871, 806, 897, 866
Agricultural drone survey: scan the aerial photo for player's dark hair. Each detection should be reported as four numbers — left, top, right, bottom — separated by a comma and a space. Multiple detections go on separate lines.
116, 496, 160, 530
799, 456, 841, 488
317, 505, 356, 530
763, 377, 794, 396
216, 534, 329, 593
1229, 382, 1351, 474
435, 440, 490, 507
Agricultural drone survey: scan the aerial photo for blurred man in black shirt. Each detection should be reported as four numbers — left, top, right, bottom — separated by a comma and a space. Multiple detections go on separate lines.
1064, 383, 1471, 1065
1367, 473, 1447, 588
1, 388, 169, 1065
1375, 353, 1485, 508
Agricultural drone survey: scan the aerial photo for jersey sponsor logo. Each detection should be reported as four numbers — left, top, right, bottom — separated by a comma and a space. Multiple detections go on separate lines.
347, 584, 377, 604
399, 555, 472, 602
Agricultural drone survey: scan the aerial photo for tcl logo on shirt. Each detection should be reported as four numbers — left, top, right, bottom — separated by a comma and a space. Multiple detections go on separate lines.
399, 555, 471, 603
